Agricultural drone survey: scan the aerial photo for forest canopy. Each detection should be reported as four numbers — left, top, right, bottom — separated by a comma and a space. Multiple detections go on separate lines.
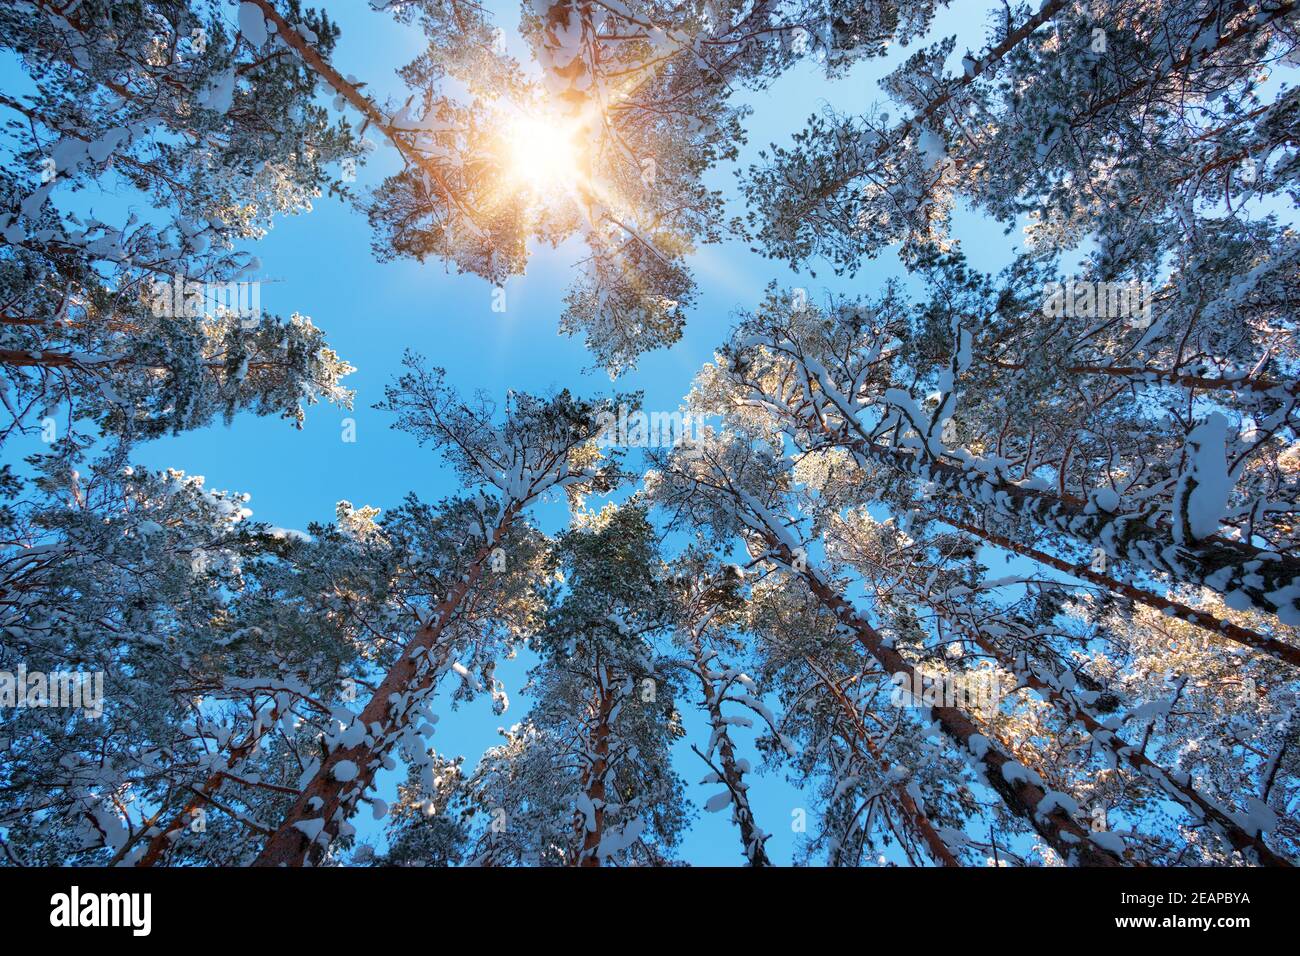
1, 0, 1299, 869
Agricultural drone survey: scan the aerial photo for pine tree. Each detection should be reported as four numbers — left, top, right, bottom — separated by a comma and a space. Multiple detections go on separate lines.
374, 752, 471, 867
710, 286, 1300, 635
468, 503, 688, 866
0, 454, 371, 864
668, 550, 778, 865
743, 0, 1297, 273
648, 428, 1132, 864
1, 1, 360, 450
251, 362, 619, 865
4, 0, 1298, 870
239, 0, 961, 372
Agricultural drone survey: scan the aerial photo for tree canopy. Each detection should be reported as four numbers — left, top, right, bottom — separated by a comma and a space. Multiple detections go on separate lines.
2, 0, 1299, 869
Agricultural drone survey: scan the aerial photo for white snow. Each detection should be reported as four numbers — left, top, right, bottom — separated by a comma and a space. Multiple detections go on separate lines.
1175, 413, 1231, 541
238, 3, 269, 47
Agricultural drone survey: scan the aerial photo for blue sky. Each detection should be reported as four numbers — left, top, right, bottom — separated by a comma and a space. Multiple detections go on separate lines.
6, 1, 1012, 864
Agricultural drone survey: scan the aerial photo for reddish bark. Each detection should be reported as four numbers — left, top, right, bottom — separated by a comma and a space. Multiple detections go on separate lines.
809, 661, 959, 867
253, 505, 518, 866
943, 516, 1300, 669
575, 686, 614, 867
960, 626, 1292, 866
756, 532, 1127, 866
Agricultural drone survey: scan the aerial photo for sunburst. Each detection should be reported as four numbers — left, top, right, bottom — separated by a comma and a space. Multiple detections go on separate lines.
501, 112, 587, 195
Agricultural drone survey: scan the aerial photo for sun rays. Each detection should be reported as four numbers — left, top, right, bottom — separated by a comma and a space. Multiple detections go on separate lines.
502, 113, 586, 193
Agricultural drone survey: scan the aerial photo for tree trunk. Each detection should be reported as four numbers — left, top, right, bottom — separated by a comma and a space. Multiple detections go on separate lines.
941, 515, 1300, 668
809, 661, 959, 866
253, 505, 518, 866
754, 530, 1127, 866
575, 684, 614, 867
958, 623, 1291, 866
690, 640, 771, 866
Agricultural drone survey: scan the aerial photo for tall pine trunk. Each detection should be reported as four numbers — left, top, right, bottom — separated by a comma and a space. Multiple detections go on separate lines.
574, 684, 614, 867
253, 506, 518, 866
746, 526, 1127, 866
689, 639, 771, 866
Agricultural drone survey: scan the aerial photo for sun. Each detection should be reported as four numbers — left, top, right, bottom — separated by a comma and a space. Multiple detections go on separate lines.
502, 113, 585, 193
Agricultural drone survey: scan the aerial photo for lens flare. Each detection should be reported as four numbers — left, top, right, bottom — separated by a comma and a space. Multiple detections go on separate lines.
503, 114, 584, 192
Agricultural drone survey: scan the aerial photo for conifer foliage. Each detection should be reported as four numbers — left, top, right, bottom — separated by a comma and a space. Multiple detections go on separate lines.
2, 0, 1299, 868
